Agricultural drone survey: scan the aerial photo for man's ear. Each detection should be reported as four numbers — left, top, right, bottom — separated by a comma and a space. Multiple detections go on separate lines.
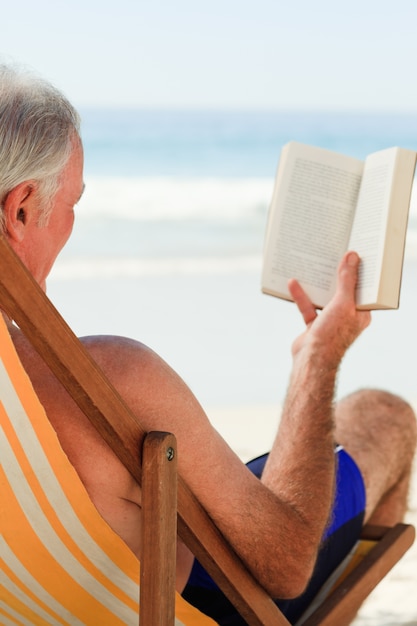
2, 182, 37, 243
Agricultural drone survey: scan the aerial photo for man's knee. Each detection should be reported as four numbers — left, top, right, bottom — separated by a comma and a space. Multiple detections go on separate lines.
337, 388, 416, 438
341, 387, 411, 410
336, 389, 416, 524
356, 388, 416, 446
336, 388, 416, 477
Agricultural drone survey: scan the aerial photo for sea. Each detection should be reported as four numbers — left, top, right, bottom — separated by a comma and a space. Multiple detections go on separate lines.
47, 109, 417, 437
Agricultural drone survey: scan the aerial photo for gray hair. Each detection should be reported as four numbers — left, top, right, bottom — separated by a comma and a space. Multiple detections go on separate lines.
0, 64, 81, 230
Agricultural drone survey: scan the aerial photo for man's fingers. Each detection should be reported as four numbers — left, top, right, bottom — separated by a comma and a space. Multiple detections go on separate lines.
336, 251, 360, 301
336, 251, 372, 332
288, 278, 318, 326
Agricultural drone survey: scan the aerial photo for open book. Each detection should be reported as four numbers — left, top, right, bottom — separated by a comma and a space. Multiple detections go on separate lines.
261, 142, 416, 310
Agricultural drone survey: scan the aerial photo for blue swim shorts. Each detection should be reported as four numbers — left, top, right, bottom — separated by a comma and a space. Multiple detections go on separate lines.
182, 446, 366, 625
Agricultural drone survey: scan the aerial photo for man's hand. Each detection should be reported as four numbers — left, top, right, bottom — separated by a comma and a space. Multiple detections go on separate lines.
288, 251, 371, 367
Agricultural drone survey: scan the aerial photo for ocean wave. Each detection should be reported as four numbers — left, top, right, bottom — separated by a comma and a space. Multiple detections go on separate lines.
59, 175, 417, 280
79, 173, 417, 223
51, 255, 262, 280
51, 237, 417, 281
79, 176, 273, 221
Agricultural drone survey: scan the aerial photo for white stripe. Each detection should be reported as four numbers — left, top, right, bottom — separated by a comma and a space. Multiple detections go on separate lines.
0, 354, 138, 599
0, 424, 138, 624
0, 542, 68, 626
0, 602, 27, 626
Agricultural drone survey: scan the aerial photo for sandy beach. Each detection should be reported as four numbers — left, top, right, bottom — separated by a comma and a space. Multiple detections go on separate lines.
207, 404, 417, 626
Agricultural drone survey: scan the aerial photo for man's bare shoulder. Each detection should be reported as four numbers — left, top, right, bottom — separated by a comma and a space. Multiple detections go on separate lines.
80, 333, 157, 378
79, 333, 187, 410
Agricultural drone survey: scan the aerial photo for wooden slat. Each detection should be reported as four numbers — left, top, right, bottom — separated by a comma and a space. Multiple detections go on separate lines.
0, 235, 285, 626
302, 523, 416, 626
140, 432, 178, 626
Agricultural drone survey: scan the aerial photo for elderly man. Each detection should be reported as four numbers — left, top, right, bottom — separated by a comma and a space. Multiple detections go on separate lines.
1, 63, 416, 625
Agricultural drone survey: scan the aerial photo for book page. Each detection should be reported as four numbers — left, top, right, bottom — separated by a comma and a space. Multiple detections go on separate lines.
262, 142, 363, 307
347, 151, 392, 304
349, 147, 416, 308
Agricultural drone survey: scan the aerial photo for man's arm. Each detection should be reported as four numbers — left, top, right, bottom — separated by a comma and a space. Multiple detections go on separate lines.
92, 251, 369, 598
24, 252, 369, 598
261, 251, 371, 593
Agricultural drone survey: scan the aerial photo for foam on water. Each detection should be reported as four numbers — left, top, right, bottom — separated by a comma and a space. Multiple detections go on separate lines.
53, 255, 261, 279
54, 172, 417, 281
79, 176, 273, 221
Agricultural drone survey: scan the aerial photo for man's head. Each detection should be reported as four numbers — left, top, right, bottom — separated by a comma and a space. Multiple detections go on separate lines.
0, 63, 81, 231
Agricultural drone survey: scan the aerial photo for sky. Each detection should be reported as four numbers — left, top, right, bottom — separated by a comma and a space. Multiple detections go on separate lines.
2, 0, 417, 112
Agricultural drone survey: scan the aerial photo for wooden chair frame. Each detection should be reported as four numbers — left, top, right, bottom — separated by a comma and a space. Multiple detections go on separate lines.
300, 523, 415, 626
0, 234, 414, 625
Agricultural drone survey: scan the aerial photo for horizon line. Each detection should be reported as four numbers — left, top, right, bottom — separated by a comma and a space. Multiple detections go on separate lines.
74, 104, 417, 116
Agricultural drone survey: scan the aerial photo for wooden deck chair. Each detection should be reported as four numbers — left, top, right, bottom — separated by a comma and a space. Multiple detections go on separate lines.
0, 233, 414, 626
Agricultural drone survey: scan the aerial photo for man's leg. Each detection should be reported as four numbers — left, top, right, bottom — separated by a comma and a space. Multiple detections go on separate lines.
335, 389, 417, 525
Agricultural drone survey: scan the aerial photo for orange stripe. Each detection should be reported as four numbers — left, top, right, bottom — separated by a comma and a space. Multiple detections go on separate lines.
0, 404, 138, 610
0, 572, 60, 626
1, 465, 131, 625
0, 606, 21, 626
